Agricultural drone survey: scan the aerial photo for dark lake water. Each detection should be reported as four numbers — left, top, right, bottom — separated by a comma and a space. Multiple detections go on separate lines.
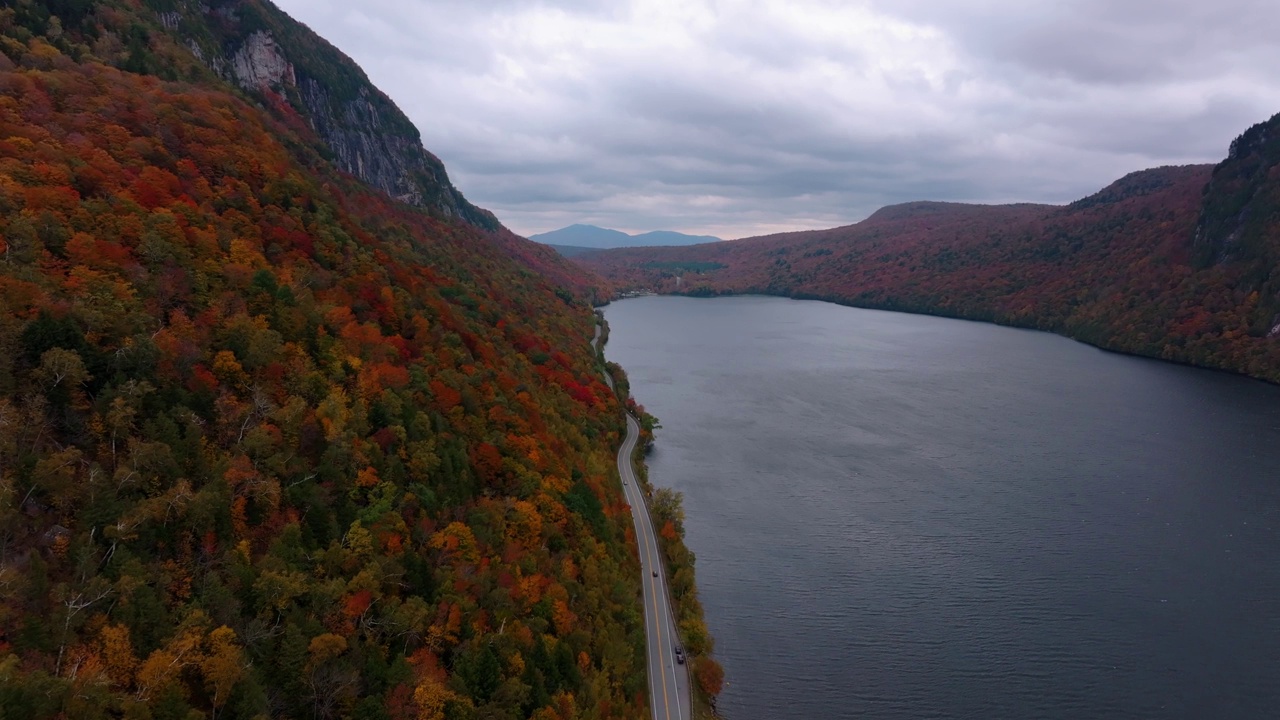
602, 295, 1280, 720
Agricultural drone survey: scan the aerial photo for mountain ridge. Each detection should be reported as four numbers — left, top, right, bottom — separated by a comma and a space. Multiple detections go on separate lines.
580, 159, 1280, 383
195, 0, 499, 229
10, 0, 498, 229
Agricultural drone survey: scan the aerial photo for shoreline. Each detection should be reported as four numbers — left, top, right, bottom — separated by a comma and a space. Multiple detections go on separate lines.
594, 315, 725, 719
610, 289, 1280, 388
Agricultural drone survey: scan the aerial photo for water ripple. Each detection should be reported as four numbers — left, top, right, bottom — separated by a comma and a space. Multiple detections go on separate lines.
606, 296, 1280, 720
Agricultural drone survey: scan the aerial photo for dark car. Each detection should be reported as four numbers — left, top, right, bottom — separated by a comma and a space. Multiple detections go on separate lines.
674, 646, 685, 664
652, 570, 658, 577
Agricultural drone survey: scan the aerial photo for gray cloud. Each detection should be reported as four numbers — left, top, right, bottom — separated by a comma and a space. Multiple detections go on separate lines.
274, 0, 1280, 239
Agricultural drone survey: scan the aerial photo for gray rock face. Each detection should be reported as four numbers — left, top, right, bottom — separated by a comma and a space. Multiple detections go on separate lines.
230, 30, 295, 90
1194, 112, 1280, 265
169, 1, 498, 231
289, 75, 495, 227
298, 77, 431, 209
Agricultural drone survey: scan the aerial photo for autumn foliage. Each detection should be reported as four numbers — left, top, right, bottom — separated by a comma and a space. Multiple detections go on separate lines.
0, 6, 651, 720
583, 164, 1280, 383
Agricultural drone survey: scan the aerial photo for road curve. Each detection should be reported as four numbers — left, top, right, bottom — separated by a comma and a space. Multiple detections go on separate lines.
594, 322, 693, 720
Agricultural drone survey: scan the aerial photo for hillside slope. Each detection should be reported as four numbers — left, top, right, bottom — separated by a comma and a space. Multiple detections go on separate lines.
1194, 111, 1280, 329
4, 0, 612, 302
0, 4, 646, 720
172, 0, 498, 228
581, 161, 1280, 383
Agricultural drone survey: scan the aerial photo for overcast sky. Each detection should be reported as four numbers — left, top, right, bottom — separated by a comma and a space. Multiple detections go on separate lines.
273, 0, 1280, 240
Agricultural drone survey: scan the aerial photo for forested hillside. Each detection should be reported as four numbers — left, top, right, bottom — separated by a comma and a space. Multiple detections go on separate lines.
0, 3, 651, 719
582, 155, 1280, 383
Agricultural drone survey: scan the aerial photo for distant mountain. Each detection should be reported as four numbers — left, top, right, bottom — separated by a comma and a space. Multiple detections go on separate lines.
529, 224, 722, 249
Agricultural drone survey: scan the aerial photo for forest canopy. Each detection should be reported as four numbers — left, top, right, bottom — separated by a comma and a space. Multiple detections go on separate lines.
0, 4, 651, 719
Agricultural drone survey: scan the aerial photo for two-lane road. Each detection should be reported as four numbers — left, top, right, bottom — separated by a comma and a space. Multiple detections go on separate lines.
594, 322, 692, 720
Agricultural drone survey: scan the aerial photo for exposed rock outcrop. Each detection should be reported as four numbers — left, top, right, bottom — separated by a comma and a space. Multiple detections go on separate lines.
162, 0, 498, 230
230, 30, 295, 89
1192, 112, 1280, 333
295, 77, 463, 211
1194, 111, 1280, 266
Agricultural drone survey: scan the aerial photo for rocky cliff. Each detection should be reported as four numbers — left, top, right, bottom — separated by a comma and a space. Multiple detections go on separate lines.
165, 0, 499, 229
1195, 113, 1280, 262
1194, 111, 1280, 335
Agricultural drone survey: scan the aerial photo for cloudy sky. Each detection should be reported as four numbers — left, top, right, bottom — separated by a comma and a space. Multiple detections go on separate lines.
274, 0, 1280, 240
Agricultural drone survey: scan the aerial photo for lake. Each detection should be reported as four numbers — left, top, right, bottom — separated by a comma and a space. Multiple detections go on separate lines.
602, 295, 1280, 720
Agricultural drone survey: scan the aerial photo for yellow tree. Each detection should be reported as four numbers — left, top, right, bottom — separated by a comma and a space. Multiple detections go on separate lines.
412, 676, 458, 720
98, 623, 137, 688
135, 613, 209, 701
200, 626, 246, 719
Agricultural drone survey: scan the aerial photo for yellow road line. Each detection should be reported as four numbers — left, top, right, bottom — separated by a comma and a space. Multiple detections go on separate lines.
640, 521, 673, 720
624, 419, 672, 720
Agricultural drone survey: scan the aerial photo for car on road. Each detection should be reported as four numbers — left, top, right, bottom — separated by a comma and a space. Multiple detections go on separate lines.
652, 570, 658, 577
674, 646, 685, 664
